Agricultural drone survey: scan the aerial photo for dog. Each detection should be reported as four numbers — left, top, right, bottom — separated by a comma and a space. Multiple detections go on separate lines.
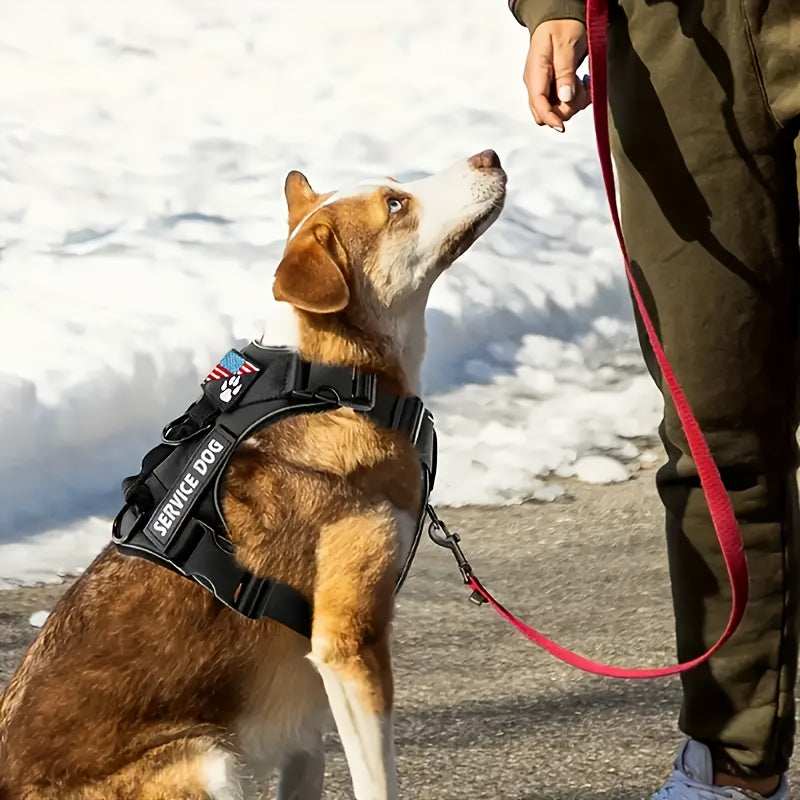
0, 149, 506, 800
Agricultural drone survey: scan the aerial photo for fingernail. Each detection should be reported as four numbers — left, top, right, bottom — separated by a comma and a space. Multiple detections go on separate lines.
555, 125, 565, 133
558, 85, 574, 103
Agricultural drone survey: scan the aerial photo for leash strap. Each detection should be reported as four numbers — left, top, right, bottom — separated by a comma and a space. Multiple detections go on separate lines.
439, 0, 749, 678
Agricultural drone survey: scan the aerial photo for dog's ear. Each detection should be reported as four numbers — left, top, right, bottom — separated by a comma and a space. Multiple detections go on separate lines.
273, 223, 350, 314
284, 171, 322, 232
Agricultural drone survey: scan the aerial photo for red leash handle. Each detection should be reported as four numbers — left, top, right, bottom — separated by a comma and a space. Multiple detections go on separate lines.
461, 0, 749, 678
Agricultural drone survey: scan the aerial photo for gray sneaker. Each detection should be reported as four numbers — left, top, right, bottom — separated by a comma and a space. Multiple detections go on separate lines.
651, 741, 790, 800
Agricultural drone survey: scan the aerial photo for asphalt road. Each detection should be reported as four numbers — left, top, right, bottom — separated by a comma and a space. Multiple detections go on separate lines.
2, 475, 796, 798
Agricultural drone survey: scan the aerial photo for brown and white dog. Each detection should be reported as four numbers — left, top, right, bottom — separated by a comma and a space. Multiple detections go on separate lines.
0, 150, 506, 800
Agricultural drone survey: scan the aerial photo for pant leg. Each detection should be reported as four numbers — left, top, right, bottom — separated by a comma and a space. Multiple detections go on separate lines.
607, 0, 800, 778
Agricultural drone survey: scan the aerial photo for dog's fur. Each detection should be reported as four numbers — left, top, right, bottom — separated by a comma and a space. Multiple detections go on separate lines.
0, 151, 506, 800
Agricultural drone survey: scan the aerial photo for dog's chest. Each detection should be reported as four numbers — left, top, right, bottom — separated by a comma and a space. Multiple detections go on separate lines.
231, 502, 418, 772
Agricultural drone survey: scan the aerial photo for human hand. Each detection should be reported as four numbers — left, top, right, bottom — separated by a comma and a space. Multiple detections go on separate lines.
523, 19, 590, 132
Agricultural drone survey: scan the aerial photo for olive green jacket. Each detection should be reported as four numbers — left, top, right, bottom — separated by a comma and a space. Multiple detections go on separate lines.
508, 0, 586, 33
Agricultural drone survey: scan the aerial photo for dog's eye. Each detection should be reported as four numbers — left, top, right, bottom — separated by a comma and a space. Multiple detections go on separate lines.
387, 197, 404, 214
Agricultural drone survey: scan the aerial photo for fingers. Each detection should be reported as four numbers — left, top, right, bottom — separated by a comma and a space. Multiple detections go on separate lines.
523, 30, 564, 130
523, 20, 589, 132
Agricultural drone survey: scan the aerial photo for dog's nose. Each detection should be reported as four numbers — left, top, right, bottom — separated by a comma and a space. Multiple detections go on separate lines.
468, 149, 502, 170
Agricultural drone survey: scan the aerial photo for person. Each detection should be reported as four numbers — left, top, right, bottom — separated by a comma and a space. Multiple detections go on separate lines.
507, 0, 800, 798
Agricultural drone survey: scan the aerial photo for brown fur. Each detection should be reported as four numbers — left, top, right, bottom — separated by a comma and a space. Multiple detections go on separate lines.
0, 179, 421, 799
0, 155, 505, 798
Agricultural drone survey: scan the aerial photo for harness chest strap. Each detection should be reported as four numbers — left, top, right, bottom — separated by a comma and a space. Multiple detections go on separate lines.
113, 343, 437, 639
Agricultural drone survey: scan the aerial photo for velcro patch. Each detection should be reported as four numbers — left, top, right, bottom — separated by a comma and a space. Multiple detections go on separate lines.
203, 349, 259, 383
202, 370, 259, 410
143, 427, 235, 551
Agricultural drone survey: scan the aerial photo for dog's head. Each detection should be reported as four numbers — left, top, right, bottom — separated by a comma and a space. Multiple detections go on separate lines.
272, 150, 506, 392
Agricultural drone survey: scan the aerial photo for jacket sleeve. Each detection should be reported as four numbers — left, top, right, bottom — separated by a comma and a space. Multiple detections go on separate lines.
508, 0, 586, 33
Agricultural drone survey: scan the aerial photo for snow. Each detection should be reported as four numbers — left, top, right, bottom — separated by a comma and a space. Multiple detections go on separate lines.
573, 456, 630, 485
0, 0, 662, 587
28, 610, 51, 629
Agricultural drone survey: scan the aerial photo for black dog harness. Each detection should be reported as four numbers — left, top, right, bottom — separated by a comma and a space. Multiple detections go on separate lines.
112, 342, 436, 639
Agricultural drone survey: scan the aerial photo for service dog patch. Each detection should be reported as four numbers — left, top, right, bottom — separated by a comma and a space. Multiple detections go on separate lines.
143, 427, 235, 551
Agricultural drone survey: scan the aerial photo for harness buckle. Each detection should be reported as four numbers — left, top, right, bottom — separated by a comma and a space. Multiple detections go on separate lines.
349, 371, 378, 411
426, 505, 487, 605
294, 363, 378, 411
232, 574, 275, 619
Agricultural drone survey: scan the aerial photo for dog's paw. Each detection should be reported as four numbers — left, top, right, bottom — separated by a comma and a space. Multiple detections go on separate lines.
219, 374, 242, 403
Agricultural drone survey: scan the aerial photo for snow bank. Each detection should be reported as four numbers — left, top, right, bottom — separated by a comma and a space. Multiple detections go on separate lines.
0, 0, 661, 585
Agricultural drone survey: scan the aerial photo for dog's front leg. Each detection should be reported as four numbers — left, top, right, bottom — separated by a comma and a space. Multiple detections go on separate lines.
309, 512, 399, 800
312, 647, 397, 800
276, 745, 325, 800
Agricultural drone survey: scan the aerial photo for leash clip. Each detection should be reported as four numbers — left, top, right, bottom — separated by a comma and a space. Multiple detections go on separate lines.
426, 505, 487, 605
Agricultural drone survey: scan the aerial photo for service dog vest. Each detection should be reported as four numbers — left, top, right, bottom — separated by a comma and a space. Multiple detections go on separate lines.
112, 342, 436, 638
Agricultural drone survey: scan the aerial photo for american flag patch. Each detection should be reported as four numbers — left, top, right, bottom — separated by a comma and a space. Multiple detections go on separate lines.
204, 349, 259, 383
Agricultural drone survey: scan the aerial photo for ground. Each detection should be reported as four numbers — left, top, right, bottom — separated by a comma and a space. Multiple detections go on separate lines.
2, 476, 797, 798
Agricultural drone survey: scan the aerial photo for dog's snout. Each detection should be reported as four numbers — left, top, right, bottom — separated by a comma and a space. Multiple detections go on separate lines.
468, 149, 502, 170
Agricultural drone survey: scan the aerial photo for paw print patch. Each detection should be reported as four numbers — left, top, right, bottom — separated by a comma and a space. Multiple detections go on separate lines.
218, 375, 242, 404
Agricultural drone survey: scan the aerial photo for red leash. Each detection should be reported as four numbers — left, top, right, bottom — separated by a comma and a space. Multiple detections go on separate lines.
433, 0, 749, 678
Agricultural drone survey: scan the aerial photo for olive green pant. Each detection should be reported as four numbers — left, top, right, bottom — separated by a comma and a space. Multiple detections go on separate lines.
607, 0, 800, 778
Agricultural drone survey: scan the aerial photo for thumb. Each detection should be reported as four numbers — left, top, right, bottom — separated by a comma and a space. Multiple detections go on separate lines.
554, 70, 578, 104
553, 43, 580, 103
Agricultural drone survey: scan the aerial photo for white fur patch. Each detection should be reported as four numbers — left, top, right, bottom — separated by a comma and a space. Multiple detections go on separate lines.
309, 655, 398, 800
201, 749, 243, 800
258, 297, 301, 348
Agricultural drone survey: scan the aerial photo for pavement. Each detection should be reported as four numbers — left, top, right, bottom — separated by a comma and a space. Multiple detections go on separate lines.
2, 475, 796, 798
